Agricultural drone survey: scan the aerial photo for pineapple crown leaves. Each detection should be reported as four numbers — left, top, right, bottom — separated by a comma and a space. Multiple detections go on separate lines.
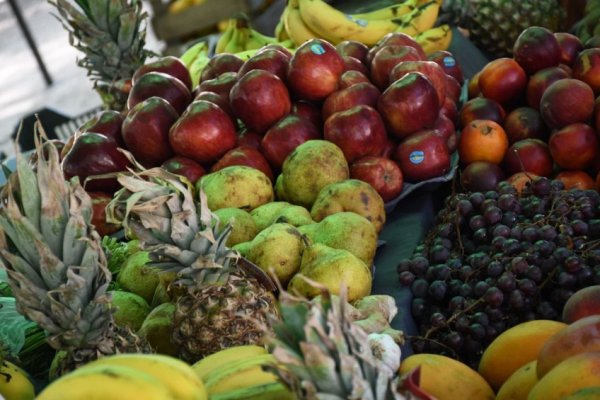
47, 0, 154, 84
0, 122, 113, 351
268, 280, 408, 400
106, 168, 240, 287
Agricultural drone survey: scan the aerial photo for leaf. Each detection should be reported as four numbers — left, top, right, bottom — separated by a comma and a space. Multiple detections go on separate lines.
0, 297, 37, 356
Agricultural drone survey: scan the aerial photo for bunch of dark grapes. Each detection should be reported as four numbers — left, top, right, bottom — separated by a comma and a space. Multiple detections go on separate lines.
397, 177, 600, 369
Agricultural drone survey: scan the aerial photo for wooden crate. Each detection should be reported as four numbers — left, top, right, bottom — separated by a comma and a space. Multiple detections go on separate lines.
150, 0, 250, 42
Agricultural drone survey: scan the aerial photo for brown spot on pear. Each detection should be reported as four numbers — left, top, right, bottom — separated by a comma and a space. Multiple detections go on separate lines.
117, 251, 160, 303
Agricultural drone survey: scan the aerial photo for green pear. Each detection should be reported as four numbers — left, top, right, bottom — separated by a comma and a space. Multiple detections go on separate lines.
109, 290, 151, 332
303, 212, 377, 265
311, 179, 386, 233
117, 251, 159, 303
150, 271, 178, 308
232, 241, 252, 258
274, 174, 288, 201
246, 223, 307, 285
288, 243, 372, 302
138, 302, 177, 356
251, 202, 313, 232
214, 207, 259, 246
282, 140, 349, 208
198, 165, 274, 211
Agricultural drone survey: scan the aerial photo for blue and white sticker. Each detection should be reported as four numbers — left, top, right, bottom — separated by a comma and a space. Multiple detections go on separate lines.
409, 150, 425, 164
443, 56, 456, 68
310, 44, 326, 55
345, 14, 368, 27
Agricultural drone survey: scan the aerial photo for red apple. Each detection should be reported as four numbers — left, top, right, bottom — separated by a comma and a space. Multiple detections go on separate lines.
375, 32, 426, 60
540, 78, 595, 128
230, 69, 291, 133
79, 110, 125, 147
503, 138, 553, 177
526, 66, 571, 110
342, 55, 370, 75
428, 50, 464, 83
260, 114, 320, 170
378, 136, 397, 159
336, 40, 369, 63
61, 132, 130, 193
169, 100, 237, 164
127, 71, 192, 115
549, 123, 599, 170
389, 60, 447, 105
478, 58, 527, 106
198, 72, 238, 98
200, 53, 244, 81
210, 146, 274, 181
194, 90, 234, 118
572, 48, 600, 94
287, 39, 345, 101
460, 161, 506, 192
595, 96, 600, 133
236, 128, 262, 150
161, 156, 206, 184
432, 113, 457, 152
324, 105, 387, 163
122, 96, 177, 167
369, 45, 421, 90
258, 43, 293, 60
393, 129, 451, 182
555, 32, 583, 66
440, 97, 458, 124
133, 56, 193, 91
350, 156, 404, 202
338, 70, 371, 89
378, 72, 440, 139
504, 107, 547, 143
444, 74, 462, 104
458, 97, 505, 128
237, 49, 289, 82
322, 82, 380, 120
513, 26, 561, 74
290, 100, 322, 129
89, 191, 121, 236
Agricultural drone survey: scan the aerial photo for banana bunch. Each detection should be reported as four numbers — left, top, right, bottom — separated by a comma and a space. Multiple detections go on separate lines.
168, 0, 207, 14
216, 15, 295, 54
280, 0, 442, 47
180, 41, 211, 87
572, 0, 600, 43
0, 360, 35, 400
36, 354, 207, 400
193, 345, 295, 400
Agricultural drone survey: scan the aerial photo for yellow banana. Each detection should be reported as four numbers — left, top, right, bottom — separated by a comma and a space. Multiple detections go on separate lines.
81, 353, 207, 400
203, 354, 278, 395
216, 19, 235, 54
192, 344, 267, 380
180, 41, 209, 69
168, 0, 194, 14
393, 1, 440, 37
275, 10, 291, 41
298, 0, 439, 45
211, 382, 296, 400
414, 24, 453, 55
189, 51, 211, 86
37, 364, 173, 400
284, 4, 320, 46
350, 0, 418, 21
245, 29, 279, 51
0, 360, 35, 400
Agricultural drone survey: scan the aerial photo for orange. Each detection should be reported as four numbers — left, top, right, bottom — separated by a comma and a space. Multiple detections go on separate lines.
459, 119, 509, 164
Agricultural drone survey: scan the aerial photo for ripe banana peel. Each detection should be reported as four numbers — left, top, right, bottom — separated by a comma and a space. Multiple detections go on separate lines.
211, 382, 296, 400
415, 24, 453, 55
202, 354, 278, 394
0, 360, 35, 400
81, 353, 207, 400
192, 344, 268, 380
351, 0, 419, 21
36, 364, 174, 400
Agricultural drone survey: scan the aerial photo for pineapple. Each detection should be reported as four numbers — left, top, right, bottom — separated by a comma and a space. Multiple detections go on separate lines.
106, 168, 278, 363
47, 0, 154, 111
0, 124, 150, 376
267, 286, 416, 399
439, 0, 565, 57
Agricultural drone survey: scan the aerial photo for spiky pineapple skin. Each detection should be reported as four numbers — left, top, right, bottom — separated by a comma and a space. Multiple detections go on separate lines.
441, 0, 565, 57
173, 274, 277, 363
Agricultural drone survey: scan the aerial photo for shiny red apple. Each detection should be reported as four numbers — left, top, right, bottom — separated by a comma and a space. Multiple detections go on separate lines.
389, 60, 447, 105
322, 82, 380, 120
428, 50, 464, 83
133, 56, 193, 91
369, 45, 421, 90
161, 156, 206, 184
237, 49, 289, 82
210, 146, 274, 181
393, 129, 451, 182
127, 71, 192, 115
350, 156, 404, 202
200, 53, 244, 81
337, 70, 371, 89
